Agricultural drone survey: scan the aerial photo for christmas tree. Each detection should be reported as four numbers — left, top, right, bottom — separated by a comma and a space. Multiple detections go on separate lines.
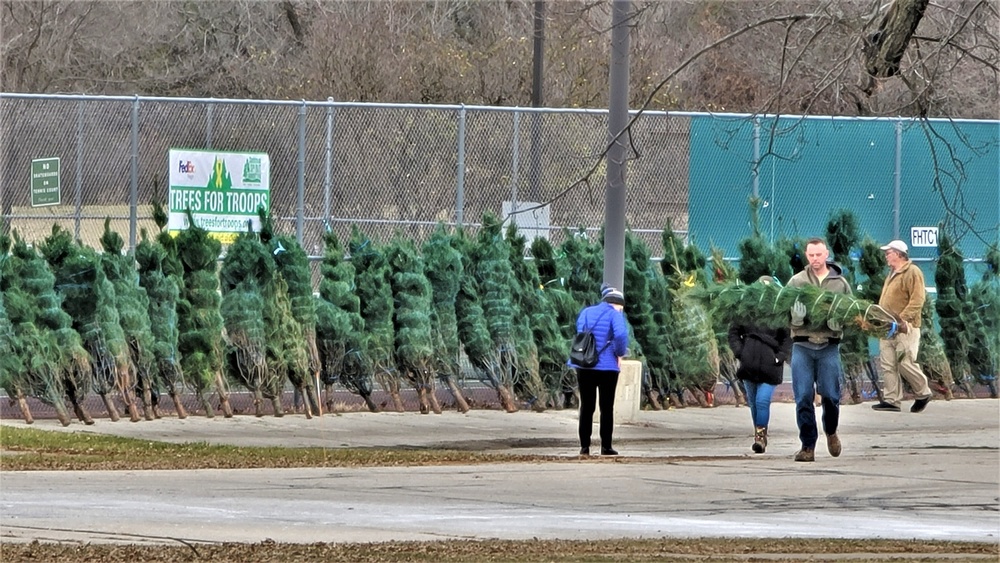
316, 227, 376, 412
531, 235, 582, 408
967, 244, 999, 397
933, 227, 974, 397
422, 223, 471, 412
473, 213, 520, 409
826, 209, 867, 404
175, 210, 232, 417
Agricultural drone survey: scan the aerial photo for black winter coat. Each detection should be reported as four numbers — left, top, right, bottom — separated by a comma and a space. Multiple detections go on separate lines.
727, 322, 792, 385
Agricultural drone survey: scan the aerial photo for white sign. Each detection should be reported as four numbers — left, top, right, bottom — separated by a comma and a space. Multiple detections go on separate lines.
910, 226, 938, 247
168, 149, 270, 243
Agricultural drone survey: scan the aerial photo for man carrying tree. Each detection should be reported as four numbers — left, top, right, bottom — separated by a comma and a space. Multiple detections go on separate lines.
787, 238, 852, 463
871, 240, 932, 413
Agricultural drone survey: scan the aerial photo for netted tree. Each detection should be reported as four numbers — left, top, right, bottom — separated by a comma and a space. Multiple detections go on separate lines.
100, 218, 158, 420
933, 227, 975, 398
422, 224, 470, 412
531, 235, 582, 408
560, 226, 603, 309
624, 232, 672, 410
708, 244, 746, 407
134, 201, 188, 418
175, 210, 233, 417
737, 198, 793, 285
855, 236, 890, 402
259, 211, 314, 418
269, 221, 322, 416
504, 221, 556, 411
472, 213, 525, 411
219, 224, 272, 416
386, 234, 441, 414
826, 209, 868, 404
350, 225, 403, 411
967, 244, 1000, 398
316, 228, 376, 412
4, 230, 92, 426
450, 227, 517, 412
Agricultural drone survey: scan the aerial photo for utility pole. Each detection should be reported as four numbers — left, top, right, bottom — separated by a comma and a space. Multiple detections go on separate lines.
604, 0, 630, 290
528, 0, 545, 201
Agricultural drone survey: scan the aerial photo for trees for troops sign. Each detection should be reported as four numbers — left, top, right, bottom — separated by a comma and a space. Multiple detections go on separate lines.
168, 149, 270, 243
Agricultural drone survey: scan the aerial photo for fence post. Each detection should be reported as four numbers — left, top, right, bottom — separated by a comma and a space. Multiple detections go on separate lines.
510, 109, 521, 211
296, 101, 306, 244
206, 101, 213, 149
130, 95, 139, 252
455, 104, 466, 227
894, 119, 902, 240
75, 100, 84, 240
752, 117, 760, 199
324, 97, 334, 226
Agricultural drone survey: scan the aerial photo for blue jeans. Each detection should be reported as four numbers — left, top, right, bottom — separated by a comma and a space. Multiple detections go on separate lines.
791, 343, 842, 449
743, 381, 775, 428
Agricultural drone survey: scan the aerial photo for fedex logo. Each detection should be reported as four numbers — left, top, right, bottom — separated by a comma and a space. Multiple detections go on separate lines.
178, 160, 196, 174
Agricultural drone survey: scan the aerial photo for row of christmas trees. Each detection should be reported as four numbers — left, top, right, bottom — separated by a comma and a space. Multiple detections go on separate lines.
2, 199, 997, 425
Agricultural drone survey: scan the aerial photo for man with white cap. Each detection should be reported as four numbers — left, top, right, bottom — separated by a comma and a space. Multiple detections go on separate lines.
871, 239, 933, 413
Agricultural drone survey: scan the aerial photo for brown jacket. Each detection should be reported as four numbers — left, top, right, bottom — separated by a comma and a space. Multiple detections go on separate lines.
786, 262, 852, 341
878, 260, 926, 328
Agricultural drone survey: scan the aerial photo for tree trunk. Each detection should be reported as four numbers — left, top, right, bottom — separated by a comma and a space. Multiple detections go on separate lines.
100, 392, 121, 421
70, 397, 94, 425
442, 376, 471, 413
16, 393, 34, 424
169, 391, 188, 419
497, 384, 518, 413
215, 372, 233, 417
861, 0, 930, 93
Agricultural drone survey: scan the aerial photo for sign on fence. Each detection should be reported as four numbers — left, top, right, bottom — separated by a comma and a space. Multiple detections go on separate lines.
30, 157, 61, 207
910, 226, 938, 247
168, 149, 270, 243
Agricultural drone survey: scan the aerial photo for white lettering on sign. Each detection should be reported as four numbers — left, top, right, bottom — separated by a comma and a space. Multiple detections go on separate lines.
910, 227, 938, 247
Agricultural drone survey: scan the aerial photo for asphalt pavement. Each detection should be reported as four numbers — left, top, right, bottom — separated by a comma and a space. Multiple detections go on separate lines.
1, 398, 998, 545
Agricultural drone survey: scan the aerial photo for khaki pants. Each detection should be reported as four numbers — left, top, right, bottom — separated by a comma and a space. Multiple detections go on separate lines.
879, 327, 932, 406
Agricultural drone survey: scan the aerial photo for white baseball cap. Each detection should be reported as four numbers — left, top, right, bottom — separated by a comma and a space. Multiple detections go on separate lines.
879, 240, 908, 253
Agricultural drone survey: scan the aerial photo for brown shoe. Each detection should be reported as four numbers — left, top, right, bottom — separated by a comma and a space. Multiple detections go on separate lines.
826, 433, 842, 457
794, 448, 815, 462
752, 426, 767, 454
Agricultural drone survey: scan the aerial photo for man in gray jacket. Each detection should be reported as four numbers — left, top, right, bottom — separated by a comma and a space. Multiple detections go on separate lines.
787, 238, 852, 463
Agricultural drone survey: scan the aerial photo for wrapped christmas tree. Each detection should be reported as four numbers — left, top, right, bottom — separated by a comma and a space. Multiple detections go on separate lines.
422, 224, 471, 412
4, 231, 89, 426
735, 198, 791, 284
175, 210, 232, 417
531, 235, 582, 408
258, 212, 312, 418
100, 219, 158, 420
473, 213, 520, 411
450, 227, 517, 412
625, 232, 672, 410
134, 201, 188, 418
350, 226, 403, 411
708, 244, 745, 407
317, 228, 376, 412
266, 211, 322, 416
917, 299, 955, 399
934, 227, 974, 397
826, 209, 867, 404
559, 226, 603, 309
967, 244, 999, 398
219, 223, 272, 416
387, 234, 441, 414
504, 221, 555, 411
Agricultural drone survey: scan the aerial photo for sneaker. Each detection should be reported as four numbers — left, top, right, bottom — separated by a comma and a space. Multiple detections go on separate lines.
910, 397, 930, 413
600, 447, 619, 456
826, 433, 842, 457
794, 448, 815, 462
871, 401, 901, 412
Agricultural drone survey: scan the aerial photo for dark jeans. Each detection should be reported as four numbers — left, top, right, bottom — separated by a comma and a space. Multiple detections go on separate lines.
577, 368, 619, 449
791, 343, 842, 449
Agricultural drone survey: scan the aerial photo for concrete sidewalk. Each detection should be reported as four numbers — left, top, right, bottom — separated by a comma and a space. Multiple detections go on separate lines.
2, 399, 998, 545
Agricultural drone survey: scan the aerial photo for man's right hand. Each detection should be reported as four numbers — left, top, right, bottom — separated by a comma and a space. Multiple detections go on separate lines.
791, 300, 807, 327
897, 319, 908, 334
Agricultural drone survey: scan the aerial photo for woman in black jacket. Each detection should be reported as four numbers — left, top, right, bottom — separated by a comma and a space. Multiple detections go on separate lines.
727, 276, 792, 453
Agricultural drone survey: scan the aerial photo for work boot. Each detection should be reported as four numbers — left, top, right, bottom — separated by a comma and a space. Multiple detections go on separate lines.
600, 447, 619, 456
794, 448, 815, 462
752, 426, 767, 454
826, 433, 842, 457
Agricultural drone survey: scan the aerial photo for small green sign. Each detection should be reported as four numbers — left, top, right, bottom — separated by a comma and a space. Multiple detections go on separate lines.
31, 157, 61, 207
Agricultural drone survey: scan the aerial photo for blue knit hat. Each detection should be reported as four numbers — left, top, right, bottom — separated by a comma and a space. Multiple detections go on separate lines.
601, 285, 625, 305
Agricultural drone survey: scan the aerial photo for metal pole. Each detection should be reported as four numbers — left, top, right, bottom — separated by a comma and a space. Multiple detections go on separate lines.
603, 0, 630, 290
75, 101, 84, 240
455, 105, 467, 227
894, 120, 902, 240
752, 118, 760, 199
511, 110, 521, 212
129, 95, 139, 252
324, 97, 334, 225
206, 102, 213, 149
528, 0, 545, 201
296, 102, 307, 244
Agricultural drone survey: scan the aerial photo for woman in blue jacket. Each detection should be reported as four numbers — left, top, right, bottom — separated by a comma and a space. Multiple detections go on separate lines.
568, 285, 630, 456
